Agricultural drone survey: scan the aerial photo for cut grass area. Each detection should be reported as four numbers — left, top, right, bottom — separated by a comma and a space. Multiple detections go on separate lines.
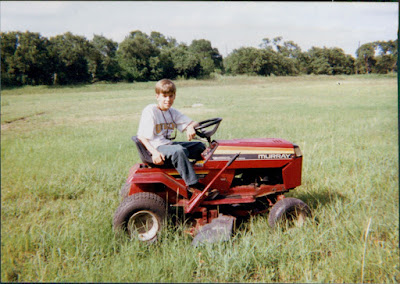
1, 74, 398, 282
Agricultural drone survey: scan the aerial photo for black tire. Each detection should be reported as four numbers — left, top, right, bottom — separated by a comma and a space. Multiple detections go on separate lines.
113, 192, 166, 242
268, 197, 311, 228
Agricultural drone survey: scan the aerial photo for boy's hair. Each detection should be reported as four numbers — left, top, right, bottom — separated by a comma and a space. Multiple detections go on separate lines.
155, 79, 176, 95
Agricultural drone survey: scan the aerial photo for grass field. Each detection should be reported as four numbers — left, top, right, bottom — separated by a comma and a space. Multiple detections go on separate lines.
1, 74, 398, 282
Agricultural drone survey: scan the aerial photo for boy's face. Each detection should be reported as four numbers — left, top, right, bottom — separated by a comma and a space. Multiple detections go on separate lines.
156, 92, 175, 111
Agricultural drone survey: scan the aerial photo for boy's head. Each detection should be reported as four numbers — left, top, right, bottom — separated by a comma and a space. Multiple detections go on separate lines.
155, 79, 176, 95
155, 79, 176, 111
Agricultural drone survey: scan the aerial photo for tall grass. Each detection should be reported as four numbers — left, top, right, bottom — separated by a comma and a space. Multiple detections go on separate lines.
1, 74, 398, 282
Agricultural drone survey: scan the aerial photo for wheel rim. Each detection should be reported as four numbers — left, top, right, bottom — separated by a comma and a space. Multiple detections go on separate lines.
285, 207, 308, 227
127, 210, 160, 241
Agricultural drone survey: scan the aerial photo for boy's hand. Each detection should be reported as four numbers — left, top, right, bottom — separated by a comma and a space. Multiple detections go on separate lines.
151, 150, 165, 165
138, 136, 165, 165
186, 126, 196, 141
186, 122, 198, 141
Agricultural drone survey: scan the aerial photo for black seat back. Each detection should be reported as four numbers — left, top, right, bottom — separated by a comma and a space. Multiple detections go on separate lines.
131, 136, 153, 164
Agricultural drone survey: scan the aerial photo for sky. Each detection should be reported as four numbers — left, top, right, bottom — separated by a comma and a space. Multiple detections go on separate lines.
1, 1, 398, 57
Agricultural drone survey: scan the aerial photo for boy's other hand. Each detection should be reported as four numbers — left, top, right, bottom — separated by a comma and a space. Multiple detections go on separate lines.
152, 151, 165, 165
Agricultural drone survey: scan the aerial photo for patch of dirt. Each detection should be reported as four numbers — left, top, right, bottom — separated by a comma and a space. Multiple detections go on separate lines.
4, 112, 45, 124
1, 112, 45, 131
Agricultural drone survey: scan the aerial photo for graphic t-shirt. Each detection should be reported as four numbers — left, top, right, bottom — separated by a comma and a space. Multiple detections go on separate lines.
137, 104, 192, 149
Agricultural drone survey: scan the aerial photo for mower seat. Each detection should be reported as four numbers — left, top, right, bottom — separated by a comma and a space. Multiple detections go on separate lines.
131, 136, 174, 168
131, 136, 154, 164
131, 136, 202, 168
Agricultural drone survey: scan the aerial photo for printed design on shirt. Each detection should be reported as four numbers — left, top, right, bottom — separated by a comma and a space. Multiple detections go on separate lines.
155, 122, 176, 134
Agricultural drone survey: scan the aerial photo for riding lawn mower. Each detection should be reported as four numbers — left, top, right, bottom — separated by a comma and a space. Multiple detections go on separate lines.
113, 118, 311, 245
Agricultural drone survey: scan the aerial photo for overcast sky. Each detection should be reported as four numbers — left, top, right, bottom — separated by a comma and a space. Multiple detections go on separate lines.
1, 1, 398, 57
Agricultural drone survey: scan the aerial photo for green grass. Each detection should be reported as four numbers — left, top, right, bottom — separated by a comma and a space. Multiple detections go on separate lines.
1, 74, 398, 282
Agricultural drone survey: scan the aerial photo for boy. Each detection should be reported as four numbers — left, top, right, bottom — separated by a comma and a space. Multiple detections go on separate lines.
137, 79, 205, 194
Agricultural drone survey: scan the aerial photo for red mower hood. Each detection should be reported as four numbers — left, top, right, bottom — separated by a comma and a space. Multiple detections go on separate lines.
216, 138, 294, 148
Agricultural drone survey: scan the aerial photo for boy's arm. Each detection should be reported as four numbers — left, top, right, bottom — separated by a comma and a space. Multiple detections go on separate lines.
137, 135, 165, 165
185, 121, 199, 141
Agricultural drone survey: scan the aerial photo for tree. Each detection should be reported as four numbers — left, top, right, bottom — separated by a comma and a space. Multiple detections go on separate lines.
170, 44, 202, 79
374, 55, 396, 74
189, 39, 223, 77
149, 31, 177, 50
1, 31, 53, 86
307, 47, 354, 75
355, 43, 376, 74
89, 35, 121, 82
296, 52, 312, 74
148, 49, 176, 80
148, 32, 178, 80
307, 47, 331, 75
1, 31, 19, 86
272, 53, 299, 76
48, 32, 92, 84
224, 47, 271, 76
260, 37, 303, 75
225, 42, 302, 77
373, 40, 397, 73
117, 30, 160, 82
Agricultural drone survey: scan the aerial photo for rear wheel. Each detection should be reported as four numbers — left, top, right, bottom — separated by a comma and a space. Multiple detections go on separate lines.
268, 197, 311, 228
113, 192, 166, 242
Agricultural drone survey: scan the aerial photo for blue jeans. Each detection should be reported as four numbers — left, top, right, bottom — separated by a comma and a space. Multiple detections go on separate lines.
157, 141, 205, 186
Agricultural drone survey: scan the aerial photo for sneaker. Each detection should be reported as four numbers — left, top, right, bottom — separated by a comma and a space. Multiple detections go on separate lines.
186, 187, 201, 199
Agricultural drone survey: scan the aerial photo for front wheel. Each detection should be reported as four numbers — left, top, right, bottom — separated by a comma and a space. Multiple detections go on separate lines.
268, 197, 311, 228
120, 182, 131, 200
113, 192, 166, 242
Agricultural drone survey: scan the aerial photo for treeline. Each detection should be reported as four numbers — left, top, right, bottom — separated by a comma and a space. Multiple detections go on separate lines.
226, 37, 397, 76
1, 30, 397, 87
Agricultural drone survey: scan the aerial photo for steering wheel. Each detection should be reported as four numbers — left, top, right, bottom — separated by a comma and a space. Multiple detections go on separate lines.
194, 117, 222, 139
